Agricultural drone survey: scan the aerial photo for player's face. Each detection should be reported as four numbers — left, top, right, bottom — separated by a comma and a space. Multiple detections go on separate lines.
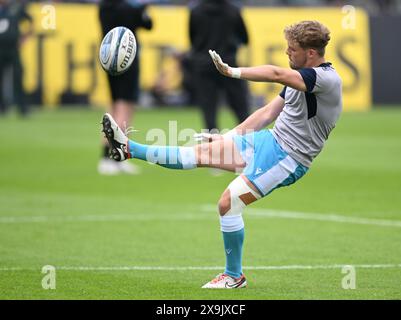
286, 41, 308, 70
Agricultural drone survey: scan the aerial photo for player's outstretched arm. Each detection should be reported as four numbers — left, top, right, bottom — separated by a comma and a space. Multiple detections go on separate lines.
235, 95, 285, 134
194, 95, 285, 143
209, 50, 307, 92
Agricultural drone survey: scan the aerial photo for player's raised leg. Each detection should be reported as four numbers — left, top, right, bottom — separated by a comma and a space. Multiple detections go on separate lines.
102, 112, 246, 172
202, 175, 261, 289
194, 137, 246, 172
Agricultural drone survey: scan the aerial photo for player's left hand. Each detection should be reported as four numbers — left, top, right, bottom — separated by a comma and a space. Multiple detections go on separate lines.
209, 50, 232, 77
194, 132, 224, 143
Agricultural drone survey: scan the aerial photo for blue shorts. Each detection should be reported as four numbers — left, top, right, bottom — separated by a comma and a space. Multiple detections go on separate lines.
232, 129, 309, 197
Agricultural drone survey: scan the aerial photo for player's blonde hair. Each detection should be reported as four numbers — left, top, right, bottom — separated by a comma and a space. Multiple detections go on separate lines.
284, 21, 331, 56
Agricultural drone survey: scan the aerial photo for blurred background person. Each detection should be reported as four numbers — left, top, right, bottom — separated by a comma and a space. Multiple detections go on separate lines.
98, 0, 153, 175
0, 0, 33, 117
150, 48, 197, 107
189, 0, 250, 132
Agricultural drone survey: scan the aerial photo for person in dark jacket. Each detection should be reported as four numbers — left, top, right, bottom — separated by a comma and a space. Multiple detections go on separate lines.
189, 0, 250, 131
98, 0, 153, 175
0, 0, 33, 116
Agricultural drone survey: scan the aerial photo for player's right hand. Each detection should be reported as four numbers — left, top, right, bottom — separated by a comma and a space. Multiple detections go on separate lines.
209, 50, 232, 77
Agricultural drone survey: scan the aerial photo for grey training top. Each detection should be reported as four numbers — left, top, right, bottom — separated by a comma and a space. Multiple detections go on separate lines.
271, 63, 342, 167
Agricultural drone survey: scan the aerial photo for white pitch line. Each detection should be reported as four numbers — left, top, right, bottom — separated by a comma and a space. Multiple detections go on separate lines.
202, 205, 401, 228
0, 264, 400, 272
1, 206, 401, 228
0, 213, 214, 224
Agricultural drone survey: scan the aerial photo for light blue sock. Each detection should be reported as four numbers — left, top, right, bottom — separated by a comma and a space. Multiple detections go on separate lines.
127, 140, 196, 169
222, 228, 244, 279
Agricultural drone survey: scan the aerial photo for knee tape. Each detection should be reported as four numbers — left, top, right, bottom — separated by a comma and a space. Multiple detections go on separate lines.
220, 177, 261, 232
225, 176, 261, 217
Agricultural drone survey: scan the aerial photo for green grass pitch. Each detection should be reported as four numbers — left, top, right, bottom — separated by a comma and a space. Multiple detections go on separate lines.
0, 106, 400, 299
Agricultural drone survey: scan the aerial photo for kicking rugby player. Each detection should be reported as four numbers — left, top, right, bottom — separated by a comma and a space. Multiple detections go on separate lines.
101, 20, 342, 289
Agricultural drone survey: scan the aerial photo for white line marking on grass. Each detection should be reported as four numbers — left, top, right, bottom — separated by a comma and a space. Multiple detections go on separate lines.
0, 213, 215, 224
202, 205, 401, 228
1, 206, 400, 228
0, 267, 25, 271
1, 264, 400, 272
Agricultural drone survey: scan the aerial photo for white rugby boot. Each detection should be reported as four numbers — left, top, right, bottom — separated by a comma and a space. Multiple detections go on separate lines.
201, 273, 247, 289
101, 113, 130, 162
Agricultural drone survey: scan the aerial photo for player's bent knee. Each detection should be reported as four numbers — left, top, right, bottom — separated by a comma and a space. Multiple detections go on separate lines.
220, 176, 262, 217
218, 189, 231, 216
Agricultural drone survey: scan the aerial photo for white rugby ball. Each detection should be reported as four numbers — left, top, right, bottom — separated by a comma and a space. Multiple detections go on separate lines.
99, 26, 137, 76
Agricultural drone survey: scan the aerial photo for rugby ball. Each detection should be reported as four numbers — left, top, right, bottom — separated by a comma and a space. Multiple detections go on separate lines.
99, 26, 137, 76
